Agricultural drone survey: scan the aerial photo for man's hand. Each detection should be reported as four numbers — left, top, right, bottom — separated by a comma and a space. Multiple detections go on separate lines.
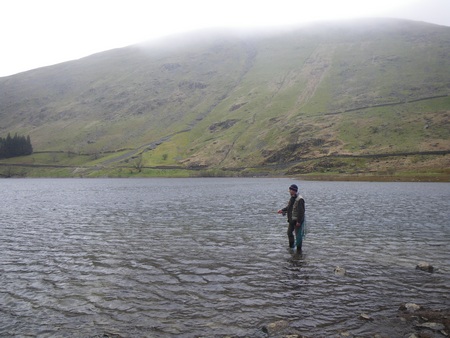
295, 222, 301, 227
277, 210, 283, 214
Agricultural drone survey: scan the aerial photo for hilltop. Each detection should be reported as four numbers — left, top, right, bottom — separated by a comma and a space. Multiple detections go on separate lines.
0, 19, 449, 180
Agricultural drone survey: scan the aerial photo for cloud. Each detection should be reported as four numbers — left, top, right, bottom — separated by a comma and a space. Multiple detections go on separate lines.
0, 0, 448, 76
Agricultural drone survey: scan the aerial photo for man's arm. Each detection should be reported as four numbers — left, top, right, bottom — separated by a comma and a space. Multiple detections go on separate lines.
277, 201, 289, 215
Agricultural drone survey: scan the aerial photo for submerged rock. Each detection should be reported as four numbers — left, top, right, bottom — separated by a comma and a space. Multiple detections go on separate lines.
261, 320, 305, 337
416, 322, 445, 331
262, 320, 289, 335
407, 334, 419, 338
91, 333, 123, 338
398, 304, 450, 337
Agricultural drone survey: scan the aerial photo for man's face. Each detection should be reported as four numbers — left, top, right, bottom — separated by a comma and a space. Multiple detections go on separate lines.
289, 188, 297, 196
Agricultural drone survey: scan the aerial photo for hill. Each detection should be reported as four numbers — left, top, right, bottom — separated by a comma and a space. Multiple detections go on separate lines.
1, 18, 449, 180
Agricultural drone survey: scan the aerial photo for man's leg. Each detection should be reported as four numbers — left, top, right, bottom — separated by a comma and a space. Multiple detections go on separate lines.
295, 223, 303, 251
287, 221, 296, 248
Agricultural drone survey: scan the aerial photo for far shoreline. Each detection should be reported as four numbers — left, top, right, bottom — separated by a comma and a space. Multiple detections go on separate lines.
1, 171, 449, 182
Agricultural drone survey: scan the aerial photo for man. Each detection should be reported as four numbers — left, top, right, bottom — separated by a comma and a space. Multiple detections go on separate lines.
278, 184, 305, 251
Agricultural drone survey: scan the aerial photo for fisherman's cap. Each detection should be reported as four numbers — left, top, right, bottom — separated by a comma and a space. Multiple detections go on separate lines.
289, 184, 298, 192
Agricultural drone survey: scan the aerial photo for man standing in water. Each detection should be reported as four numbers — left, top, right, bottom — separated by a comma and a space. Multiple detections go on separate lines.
278, 184, 305, 251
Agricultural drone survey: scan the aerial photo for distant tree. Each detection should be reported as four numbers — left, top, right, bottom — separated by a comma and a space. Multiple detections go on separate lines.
0, 133, 33, 159
26, 135, 33, 154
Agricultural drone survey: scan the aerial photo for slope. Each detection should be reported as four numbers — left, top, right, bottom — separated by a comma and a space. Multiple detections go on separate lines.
0, 19, 449, 178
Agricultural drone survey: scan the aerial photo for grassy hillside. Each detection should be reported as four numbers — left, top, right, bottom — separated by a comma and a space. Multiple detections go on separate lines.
0, 19, 449, 179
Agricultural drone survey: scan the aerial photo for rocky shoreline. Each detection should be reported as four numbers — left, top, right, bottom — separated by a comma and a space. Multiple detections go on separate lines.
93, 307, 450, 338
92, 262, 448, 338
260, 303, 449, 338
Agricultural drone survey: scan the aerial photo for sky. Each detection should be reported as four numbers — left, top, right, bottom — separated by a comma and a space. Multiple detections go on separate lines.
1, 0, 449, 77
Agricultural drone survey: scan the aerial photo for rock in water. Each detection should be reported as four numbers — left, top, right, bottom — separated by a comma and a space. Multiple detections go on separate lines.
416, 262, 434, 273
360, 313, 373, 321
334, 266, 346, 276
262, 320, 289, 335
399, 303, 422, 312
416, 322, 445, 331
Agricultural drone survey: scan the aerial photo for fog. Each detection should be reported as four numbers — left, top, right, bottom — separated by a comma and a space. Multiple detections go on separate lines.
1, 0, 449, 77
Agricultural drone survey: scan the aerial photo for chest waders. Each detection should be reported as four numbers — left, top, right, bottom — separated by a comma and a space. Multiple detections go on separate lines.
294, 218, 306, 250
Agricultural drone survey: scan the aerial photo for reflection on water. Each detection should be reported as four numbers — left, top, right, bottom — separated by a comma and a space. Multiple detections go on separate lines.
1, 178, 449, 337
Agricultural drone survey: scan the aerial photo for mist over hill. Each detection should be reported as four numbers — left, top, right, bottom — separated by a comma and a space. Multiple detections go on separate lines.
1, 18, 449, 179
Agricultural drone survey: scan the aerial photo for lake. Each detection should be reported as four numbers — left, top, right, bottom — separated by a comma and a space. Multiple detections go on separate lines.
1, 178, 449, 337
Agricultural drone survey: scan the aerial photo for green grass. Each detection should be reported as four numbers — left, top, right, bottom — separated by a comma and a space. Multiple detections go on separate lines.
1, 20, 449, 178
338, 97, 450, 153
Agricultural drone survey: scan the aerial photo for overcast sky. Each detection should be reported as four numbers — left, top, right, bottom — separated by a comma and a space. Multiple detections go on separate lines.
1, 0, 449, 77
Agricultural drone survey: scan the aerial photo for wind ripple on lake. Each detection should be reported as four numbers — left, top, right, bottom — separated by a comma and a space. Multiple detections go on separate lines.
1, 179, 449, 337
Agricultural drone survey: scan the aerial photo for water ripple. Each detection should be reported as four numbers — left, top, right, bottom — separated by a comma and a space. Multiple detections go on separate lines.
1, 179, 449, 337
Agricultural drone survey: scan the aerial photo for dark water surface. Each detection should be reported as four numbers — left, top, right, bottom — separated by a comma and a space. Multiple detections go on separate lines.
1, 178, 449, 337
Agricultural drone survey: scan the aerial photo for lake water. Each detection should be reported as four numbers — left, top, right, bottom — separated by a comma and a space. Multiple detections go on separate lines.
1, 178, 449, 337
